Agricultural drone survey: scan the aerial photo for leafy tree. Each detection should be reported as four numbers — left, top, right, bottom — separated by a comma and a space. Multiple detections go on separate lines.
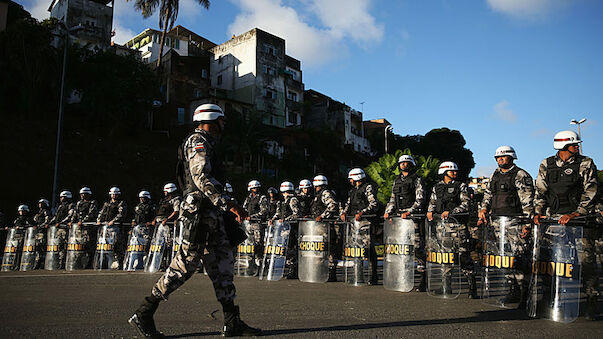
365, 149, 440, 205
129, 0, 210, 67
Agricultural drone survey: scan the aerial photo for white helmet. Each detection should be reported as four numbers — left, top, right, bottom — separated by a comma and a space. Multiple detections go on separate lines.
494, 146, 517, 159
280, 181, 295, 192
109, 186, 121, 195
79, 187, 92, 195
438, 161, 459, 175
38, 198, 49, 207
553, 130, 582, 150
398, 155, 416, 166
193, 103, 224, 122
299, 179, 312, 189
139, 191, 151, 199
313, 175, 328, 186
163, 183, 177, 193
18, 204, 29, 212
348, 168, 366, 181
248, 180, 261, 191
224, 183, 233, 193
60, 190, 73, 199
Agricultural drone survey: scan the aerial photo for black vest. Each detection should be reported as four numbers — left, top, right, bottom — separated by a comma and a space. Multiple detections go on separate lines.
434, 181, 462, 214
99, 201, 120, 222
14, 215, 33, 228
278, 197, 294, 219
247, 194, 263, 216
76, 200, 94, 220
54, 202, 72, 223
134, 202, 155, 224
392, 173, 418, 211
157, 197, 173, 217
490, 167, 522, 216
299, 193, 313, 217
349, 182, 371, 215
545, 155, 583, 214
311, 189, 334, 218
33, 208, 51, 226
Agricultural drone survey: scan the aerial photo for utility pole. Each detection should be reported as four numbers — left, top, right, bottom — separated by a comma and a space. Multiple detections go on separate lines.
570, 118, 586, 154
384, 125, 393, 154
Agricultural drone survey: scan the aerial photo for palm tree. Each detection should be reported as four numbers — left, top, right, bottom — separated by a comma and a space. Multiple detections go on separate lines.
130, 0, 210, 67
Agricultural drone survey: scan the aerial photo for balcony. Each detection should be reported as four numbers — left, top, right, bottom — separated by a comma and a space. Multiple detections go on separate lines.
286, 77, 303, 92
286, 99, 302, 112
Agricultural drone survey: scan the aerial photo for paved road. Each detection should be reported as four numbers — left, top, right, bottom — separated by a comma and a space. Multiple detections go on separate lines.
0, 270, 601, 338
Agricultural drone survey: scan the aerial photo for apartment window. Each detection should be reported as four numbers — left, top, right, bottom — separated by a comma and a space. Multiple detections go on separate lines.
193, 88, 201, 98
287, 91, 297, 102
218, 56, 223, 64
263, 65, 274, 75
174, 39, 180, 49
263, 43, 277, 56
201, 69, 208, 79
217, 75, 223, 85
288, 112, 297, 124
264, 88, 275, 99
154, 34, 159, 43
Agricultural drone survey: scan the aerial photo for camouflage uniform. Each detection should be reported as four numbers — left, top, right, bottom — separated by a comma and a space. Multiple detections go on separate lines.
32, 207, 53, 269
243, 193, 269, 260
311, 188, 340, 270
97, 199, 128, 267
427, 180, 474, 275
272, 195, 301, 276
298, 191, 314, 218
385, 172, 427, 274
534, 153, 600, 299
48, 201, 74, 267
70, 199, 98, 268
480, 166, 534, 284
151, 128, 237, 307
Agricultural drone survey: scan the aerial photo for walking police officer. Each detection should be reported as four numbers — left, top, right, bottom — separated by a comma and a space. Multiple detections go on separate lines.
129, 103, 261, 337
384, 155, 427, 291
533, 130, 600, 320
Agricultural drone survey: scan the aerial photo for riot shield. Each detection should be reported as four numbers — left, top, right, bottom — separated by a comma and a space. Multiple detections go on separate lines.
93, 223, 119, 270
343, 220, 370, 286
259, 220, 290, 281
383, 218, 415, 292
123, 225, 151, 271
482, 216, 527, 308
1, 228, 24, 271
171, 220, 185, 260
45, 225, 66, 270
235, 220, 261, 277
297, 220, 329, 283
426, 216, 462, 299
65, 222, 92, 270
144, 223, 171, 273
19, 227, 38, 271
527, 223, 582, 323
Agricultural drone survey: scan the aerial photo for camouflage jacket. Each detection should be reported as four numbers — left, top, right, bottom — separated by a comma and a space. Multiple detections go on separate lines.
427, 180, 470, 214
70, 200, 98, 223
33, 208, 53, 227
13, 215, 34, 229
312, 188, 339, 219
49, 201, 74, 225
156, 196, 181, 220
534, 153, 599, 216
342, 181, 379, 216
243, 193, 268, 220
97, 200, 127, 224
273, 195, 301, 221
182, 129, 230, 211
384, 173, 426, 215
133, 201, 156, 224
480, 165, 535, 217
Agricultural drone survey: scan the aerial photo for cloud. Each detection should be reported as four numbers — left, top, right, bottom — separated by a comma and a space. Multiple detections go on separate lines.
112, 23, 138, 45
23, 0, 50, 21
228, 0, 384, 68
475, 165, 497, 177
486, 0, 570, 19
492, 100, 518, 122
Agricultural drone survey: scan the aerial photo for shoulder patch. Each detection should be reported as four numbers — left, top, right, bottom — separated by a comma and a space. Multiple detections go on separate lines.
194, 142, 205, 152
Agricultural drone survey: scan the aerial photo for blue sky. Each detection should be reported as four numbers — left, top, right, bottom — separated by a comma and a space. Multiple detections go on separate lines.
21, 0, 603, 178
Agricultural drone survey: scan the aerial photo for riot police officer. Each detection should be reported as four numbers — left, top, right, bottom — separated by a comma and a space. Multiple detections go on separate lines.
13, 205, 34, 229
478, 146, 534, 307
243, 180, 268, 220
48, 191, 74, 268
129, 103, 261, 337
311, 175, 340, 281
267, 187, 281, 220
384, 155, 427, 291
341, 168, 380, 285
298, 179, 314, 217
272, 181, 301, 279
153, 183, 181, 226
224, 183, 238, 205
132, 191, 156, 227
533, 130, 600, 320
97, 186, 128, 268
69, 187, 98, 268
427, 161, 476, 298
32, 198, 53, 268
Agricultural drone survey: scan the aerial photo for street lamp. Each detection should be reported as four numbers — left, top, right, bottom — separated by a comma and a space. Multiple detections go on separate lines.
570, 118, 586, 154
51, 23, 83, 210
384, 125, 393, 154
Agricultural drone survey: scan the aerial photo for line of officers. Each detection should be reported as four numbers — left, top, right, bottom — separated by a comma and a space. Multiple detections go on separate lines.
2, 130, 601, 320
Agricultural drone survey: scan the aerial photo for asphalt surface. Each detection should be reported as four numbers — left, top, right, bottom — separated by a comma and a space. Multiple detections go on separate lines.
0, 270, 601, 338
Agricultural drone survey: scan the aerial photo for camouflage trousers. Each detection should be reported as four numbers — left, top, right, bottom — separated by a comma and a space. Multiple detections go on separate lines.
412, 219, 426, 272
34, 229, 47, 269
286, 222, 298, 270
51, 227, 68, 267
577, 237, 599, 297
152, 207, 236, 305
329, 223, 343, 269
485, 219, 531, 282
432, 221, 475, 276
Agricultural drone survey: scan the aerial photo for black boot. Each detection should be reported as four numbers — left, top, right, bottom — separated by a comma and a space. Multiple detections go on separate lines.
223, 305, 263, 337
415, 271, 427, 292
286, 264, 298, 279
467, 274, 478, 299
327, 268, 337, 282
500, 279, 520, 305
586, 295, 600, 321
517, 281, 528, 310
128, 295, 164, 338
368, 258, 379, 285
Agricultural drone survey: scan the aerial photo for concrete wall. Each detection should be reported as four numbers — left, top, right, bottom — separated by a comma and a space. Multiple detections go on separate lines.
50, 0, 113, 49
